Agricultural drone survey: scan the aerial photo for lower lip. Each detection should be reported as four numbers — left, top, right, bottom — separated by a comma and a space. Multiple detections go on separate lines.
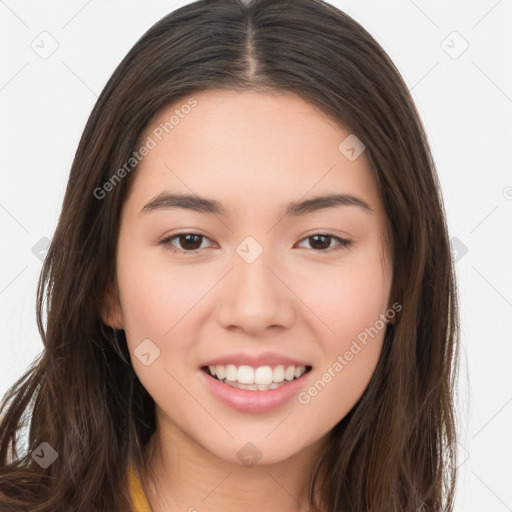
199, 367, 313, 413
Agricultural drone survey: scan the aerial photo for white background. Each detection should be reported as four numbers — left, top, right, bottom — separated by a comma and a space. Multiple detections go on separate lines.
1, 1, 511, 510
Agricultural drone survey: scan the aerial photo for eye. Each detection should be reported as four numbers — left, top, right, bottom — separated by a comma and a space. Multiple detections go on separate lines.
159, 232, 352, 255
159, 232, 216, 254
295, 233, 352, 252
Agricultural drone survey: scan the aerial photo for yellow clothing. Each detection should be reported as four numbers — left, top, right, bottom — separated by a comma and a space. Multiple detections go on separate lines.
128, 464, 152, 512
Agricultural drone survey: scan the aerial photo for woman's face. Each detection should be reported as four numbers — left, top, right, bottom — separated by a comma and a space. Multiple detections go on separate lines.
104, 89, 393, 466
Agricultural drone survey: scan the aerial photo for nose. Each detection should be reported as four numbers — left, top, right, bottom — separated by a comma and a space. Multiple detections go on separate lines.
215, 251, 295, 335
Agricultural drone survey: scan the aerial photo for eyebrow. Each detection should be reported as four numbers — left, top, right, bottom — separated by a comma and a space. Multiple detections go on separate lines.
140, 192, 374, 216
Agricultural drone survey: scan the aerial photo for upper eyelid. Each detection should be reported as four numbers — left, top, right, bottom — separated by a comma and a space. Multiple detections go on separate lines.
162, 231, 348, 241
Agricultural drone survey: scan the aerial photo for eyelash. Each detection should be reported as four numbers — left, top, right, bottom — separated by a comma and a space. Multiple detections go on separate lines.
158, 232, 353, 255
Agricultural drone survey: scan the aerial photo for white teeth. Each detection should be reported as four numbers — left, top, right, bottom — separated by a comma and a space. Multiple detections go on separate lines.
273, 365, 285, 383
284, 366, 296, 381
225, 364, 237, 381
215, 365, 226, 380
207, 364, 308, 385
235, 382, 257, 390
223, 380, 288, 391
237, 365, 254, 384
254, 366, 273, 384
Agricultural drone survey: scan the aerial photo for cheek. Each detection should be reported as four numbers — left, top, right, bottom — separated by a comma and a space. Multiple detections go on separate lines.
116, 255, 201, 408
116, 239, 201, 333
294, 246, 389, 418
298, 338, 384, 434
115, 244, 214, 383
300, 245, 390, 343
298, 292, 388, 431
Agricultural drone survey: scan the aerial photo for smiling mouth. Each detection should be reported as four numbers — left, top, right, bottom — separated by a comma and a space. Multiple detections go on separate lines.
201, 365, 313, 391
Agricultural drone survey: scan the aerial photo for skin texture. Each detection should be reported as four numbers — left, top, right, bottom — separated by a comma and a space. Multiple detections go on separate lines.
102, 89, 393, 512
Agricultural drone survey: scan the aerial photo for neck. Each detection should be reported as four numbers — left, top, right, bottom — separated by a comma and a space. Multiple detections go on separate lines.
138, 417, 329, 512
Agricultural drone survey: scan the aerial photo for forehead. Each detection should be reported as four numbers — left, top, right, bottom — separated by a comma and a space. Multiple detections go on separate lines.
128, 89, 381, 216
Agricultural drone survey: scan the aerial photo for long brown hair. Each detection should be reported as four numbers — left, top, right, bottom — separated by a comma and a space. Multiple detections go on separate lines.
0, 0, 460, 510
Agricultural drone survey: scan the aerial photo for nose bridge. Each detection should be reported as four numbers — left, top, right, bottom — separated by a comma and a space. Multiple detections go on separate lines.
216, 237, 294, 332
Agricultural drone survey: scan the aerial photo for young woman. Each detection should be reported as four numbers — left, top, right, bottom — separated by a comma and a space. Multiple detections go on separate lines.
0, 0, 461, 510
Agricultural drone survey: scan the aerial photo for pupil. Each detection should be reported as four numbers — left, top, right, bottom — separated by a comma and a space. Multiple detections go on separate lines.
309, 235, 330, 250
180, 234, 201, 250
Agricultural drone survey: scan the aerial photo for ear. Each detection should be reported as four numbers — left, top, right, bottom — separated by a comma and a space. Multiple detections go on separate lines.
100, 279, 125, 329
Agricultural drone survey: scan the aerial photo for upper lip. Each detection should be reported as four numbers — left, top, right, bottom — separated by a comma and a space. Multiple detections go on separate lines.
201, 351, 312, 368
